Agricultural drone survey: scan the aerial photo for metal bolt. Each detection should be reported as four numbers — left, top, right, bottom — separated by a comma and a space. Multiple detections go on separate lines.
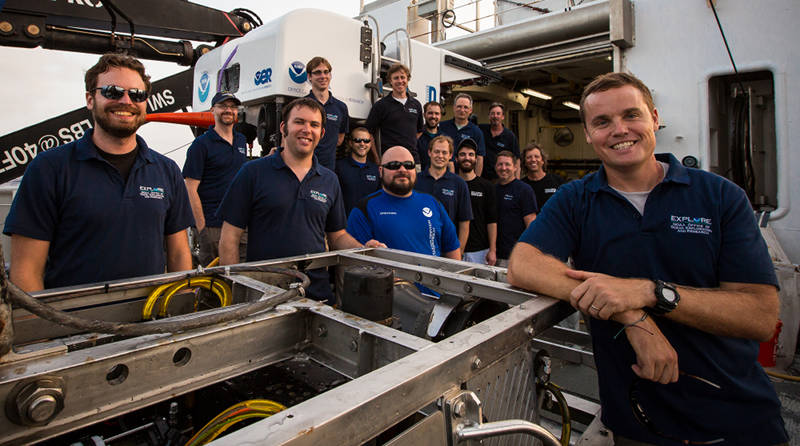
453, 401, 466, 418
349, 340, 358, 352
317, 325, 327, 337
471, 357, 481, 370
463, 283, 473, 293
27, 395, 57, 424
525, 325, 535, 337
432, 277, 441, 286
242, 22, 252, 32
0, 21, 13, 34
25, 24, 40, 36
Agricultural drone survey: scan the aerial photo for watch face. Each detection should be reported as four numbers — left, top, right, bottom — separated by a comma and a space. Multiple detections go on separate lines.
662, 287, 677, 303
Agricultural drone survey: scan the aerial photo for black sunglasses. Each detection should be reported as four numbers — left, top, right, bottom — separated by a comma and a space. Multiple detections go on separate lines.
629, 373, 724, 445
352, 138, 371, 144
382, 161, 415, 170
93, 85, 149, 103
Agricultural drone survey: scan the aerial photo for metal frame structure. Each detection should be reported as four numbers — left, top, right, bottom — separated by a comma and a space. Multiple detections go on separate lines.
1, 249, 572, 445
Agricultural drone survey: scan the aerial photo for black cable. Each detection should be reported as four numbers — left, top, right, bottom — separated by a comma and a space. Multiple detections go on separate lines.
709, 1, 746, 94
5, 265, 309, 337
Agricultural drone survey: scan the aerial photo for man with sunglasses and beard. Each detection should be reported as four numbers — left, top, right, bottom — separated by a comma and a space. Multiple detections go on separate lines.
183, 91, 249, 267
4, 53, 194, 292
347, 146, 460, 260
508, 73, 788, 445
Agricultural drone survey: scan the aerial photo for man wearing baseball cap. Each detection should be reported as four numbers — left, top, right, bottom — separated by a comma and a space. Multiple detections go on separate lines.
183, 90, 249, 265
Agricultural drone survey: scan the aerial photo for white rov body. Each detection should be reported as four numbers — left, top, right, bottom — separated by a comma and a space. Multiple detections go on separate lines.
192, 8, 487, 135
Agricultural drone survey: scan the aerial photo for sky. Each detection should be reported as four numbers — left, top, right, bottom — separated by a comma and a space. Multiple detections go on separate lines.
0, 1, 361, 168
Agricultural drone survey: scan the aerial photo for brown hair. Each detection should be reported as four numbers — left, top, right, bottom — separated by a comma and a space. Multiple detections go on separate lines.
489, 102, 505, 113
85, 53, 151, 93
579, 72, 655, 125
347, 126, 378, 163
386, 63, 411, 81
423, 101, 443, 114
496, 150, 516, 162
281, 97, 326, 129
306, 56, 331, 74
428, 135, 454, 155
521, 143, 547, 174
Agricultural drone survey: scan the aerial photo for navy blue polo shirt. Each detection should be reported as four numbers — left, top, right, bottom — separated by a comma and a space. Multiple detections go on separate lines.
307, 91, 349, 171
495, 179, 537, 260
366, 95, 424, 153
479, 124, 519, 181
347, 190, 459, 256
335, 156, 380, 215
217, 152, 346, 303
416, 129, 439, 170
182, 127, 248, 227
439, 119, 486, 161
4, 130, 194, 289
519, 154, 786, 444
414, 170, 473, 225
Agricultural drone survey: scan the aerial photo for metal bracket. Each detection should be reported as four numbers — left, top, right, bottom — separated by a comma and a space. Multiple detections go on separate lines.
443, 389, 561, 446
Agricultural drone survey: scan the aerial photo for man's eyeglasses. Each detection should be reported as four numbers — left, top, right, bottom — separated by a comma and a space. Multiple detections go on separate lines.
214, 104, 238, 111
311, 69, 331, 76
382, 161, 415, 170
629, 373, 724, 444
352, 138, 371, 144
92, 85, 148, 103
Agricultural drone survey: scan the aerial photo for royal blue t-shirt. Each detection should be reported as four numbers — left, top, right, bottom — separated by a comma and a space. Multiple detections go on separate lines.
347, 190, 459, 256
518, 154, 787, 444
307, 91, 349, 171
479, 124, 519, 181
4, 130, 194, 289
414, 170, 473, 225
335, 156, 380, 215
439, 119, 486, 160
182, 127, 248, 227
495, 179, 537, 260
217, 152, 347, 302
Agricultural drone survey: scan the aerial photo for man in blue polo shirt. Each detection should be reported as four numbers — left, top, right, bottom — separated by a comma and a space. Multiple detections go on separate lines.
305, 56, 349, 171
439, 93, 486, 176
416, 101, 443, 170
414, 135, 472, 256
508, 73, 788, 445
366, 63, 424, 154
479, 102, 520, 181
347, 146, 460, 260
217, 98, 379, 304
4, 53, 194, 292
336, 127, 380, 214
183, 91, 249, 266
495, 151, 536, 267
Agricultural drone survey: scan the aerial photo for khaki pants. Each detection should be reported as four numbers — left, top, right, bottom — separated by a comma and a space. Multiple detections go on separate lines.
197, 226, 247, 266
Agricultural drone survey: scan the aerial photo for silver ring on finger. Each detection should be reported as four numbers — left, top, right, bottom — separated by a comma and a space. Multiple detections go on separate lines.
590, 305, 601, 311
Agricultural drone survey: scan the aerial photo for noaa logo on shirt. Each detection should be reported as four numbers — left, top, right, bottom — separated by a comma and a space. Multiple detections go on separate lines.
409, 108, 418, 114
497, 142, 506, 148
471, 191, 483, 197
288, 61, 307, 84
310, 189, 328, 203
140, 186, 165, 200
670, 215, 712, 235
544, 187, 557, 194
422, 207, 433, 218
441, 188, 455, 197
237, 146, 247, 155
327, 113, 339, 122
366, 174, 377, 182
197, 71, 210, 102
504, 194, 514, 201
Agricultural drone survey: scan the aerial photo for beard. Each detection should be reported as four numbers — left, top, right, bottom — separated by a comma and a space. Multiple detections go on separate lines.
382, 173, 414, 195
458, 159, 474, 173
92, 104, 145, 138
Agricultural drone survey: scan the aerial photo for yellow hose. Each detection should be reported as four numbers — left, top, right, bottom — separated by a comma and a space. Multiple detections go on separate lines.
185, 399, 286, 446
142, 275, 231, 320
766, 369, 800, 382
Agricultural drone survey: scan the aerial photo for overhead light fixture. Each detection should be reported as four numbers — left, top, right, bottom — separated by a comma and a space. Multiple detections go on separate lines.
562, 101, 580, 110
520, 88, 552, 101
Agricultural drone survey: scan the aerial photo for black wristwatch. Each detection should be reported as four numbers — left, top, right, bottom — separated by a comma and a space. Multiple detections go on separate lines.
650, 280, 680, 315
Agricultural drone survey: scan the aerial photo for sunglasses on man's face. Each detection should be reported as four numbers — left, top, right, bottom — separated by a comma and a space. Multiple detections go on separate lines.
382, 161, 415, 171
352, 138, 371, 144
93, 85, 149, 103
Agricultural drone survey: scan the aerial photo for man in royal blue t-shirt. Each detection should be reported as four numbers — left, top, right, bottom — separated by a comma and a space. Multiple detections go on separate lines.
347, 146, 460, 260
508, 72, 788, 445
